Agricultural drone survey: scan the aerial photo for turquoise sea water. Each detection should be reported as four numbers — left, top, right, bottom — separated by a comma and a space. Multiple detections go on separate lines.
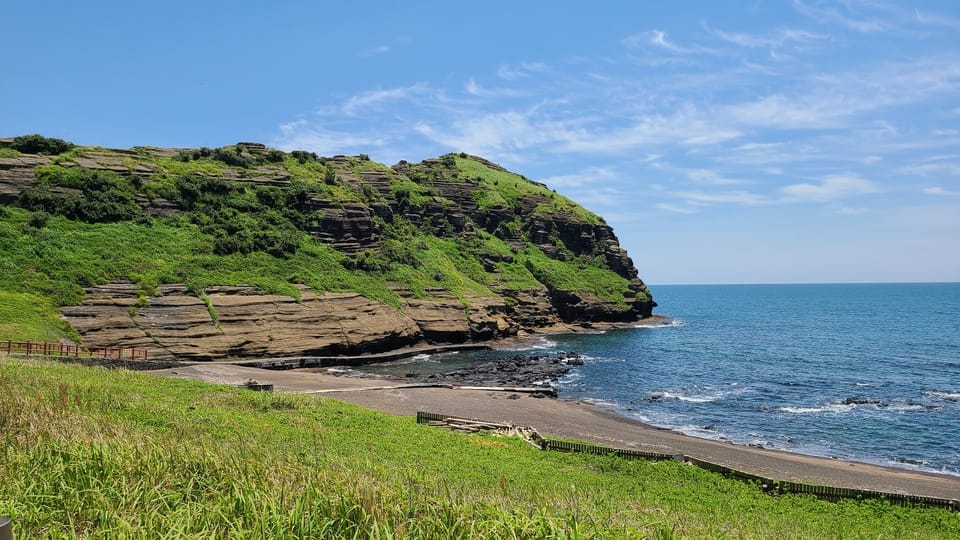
363, 283, 960, 475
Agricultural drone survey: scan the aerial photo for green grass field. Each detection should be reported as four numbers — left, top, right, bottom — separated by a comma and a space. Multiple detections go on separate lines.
0, 291, 78, 342
1, 358, 956, 539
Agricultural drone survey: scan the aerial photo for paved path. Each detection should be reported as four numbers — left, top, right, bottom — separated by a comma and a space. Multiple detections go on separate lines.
154, 363, 960, 502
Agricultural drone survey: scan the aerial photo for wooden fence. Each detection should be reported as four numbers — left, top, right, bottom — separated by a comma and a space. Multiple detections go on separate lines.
416, 411, 959, 511
1, 340, 148, 361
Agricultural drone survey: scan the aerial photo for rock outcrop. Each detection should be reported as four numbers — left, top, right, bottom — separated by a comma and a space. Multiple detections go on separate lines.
59, 282, 529, 362
2, 139, 656, 361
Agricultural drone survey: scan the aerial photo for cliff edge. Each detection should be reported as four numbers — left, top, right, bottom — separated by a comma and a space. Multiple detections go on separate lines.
0, 135, 655, 361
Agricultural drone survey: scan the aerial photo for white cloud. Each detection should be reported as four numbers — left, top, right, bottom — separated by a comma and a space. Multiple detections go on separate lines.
687, 169, 743, 185
497, 62, 547, 80
559, 107, 741, 153
465, 78, 482, 96
781, 174, 879, 201
622, 30, 719, 55
922, 186, 960, 197
414, 108, 569, 157
272, 120, 387, 154
674, 190, 771, 206
707, 25, 828, 53
656, 203, 699, 214
721, 94, 849, 129
539, 167, 617, 188
792, 0, 887, 33
914, 9, 960, 30
900, 155, 960, 177
463, 78, 527, 98
836, 206, 870, 215
342, 83, 429, 115
357, 44, 392, 58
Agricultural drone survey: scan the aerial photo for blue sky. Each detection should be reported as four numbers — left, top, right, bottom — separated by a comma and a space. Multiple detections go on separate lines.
3, 1, 959, 284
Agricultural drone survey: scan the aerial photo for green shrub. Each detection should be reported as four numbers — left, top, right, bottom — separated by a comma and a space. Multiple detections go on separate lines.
290, 150, 319, 164
18, 167, 143, 223
10, 134, 75, 155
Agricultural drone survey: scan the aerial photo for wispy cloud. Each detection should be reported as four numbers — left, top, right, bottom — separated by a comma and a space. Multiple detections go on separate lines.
497, 62, 547, 80
914, 8, 960, 30
342, 83, 430, 116
706, 24, 828, 57
687, 169, 744, 185
539, 167, 617, 189
656, 202, 700, 214
903, 162, 960, 177
836, 206, 870, 215
923, 186, 960, 197
271, 0, 960, 243
673, 189, 771, 206
464, 78, 527, 98
781, 174, 879, 201
413, 107, 571, 157
273, 120, 388, 154
622, 30, 719, 55
558, 107, 742, 153
792, 0, 888, 33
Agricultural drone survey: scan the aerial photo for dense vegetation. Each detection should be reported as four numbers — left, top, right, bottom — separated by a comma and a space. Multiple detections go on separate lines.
0, 136, 648, 333
1, 358, 956, 538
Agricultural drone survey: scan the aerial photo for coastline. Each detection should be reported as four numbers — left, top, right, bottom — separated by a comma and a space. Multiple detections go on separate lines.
152, 361, 960, 501
214, 315, 676, 370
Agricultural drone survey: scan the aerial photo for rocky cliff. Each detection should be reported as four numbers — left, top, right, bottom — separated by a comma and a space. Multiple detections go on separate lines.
0, 136, 655, 361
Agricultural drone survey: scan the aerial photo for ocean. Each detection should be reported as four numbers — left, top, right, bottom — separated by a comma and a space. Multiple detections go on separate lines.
359, 283, 960, 476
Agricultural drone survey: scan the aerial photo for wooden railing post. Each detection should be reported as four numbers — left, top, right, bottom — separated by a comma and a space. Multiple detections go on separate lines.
4, 340, 148, 363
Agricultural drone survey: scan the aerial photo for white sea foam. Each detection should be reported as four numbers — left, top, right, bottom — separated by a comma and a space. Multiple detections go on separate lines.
885, 403, 928, 412
581, 398, 620, 409
662, 391, 718, 403
675, 424, 728, 441
777, 404, 855, 414
325, 367, 352, 374
558, 371, 584, 384
634, 318, 685, 329
378, 353, 439, 366
658, 385, 746, 404
924, 390, 960, 402
501, 336, 559, 351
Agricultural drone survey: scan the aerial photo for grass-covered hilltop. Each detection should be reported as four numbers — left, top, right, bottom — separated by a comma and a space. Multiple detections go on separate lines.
0, 134, 655, 360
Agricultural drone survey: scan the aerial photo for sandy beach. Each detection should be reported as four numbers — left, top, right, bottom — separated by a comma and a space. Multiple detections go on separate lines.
152, 362, 960, 502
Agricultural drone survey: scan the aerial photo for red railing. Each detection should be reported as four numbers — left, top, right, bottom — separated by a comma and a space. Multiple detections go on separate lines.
1, 340, 148, 361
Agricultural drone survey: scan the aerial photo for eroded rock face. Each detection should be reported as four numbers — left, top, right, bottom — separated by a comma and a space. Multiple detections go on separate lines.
0, 155, 51, 204
60, 282, 532, 361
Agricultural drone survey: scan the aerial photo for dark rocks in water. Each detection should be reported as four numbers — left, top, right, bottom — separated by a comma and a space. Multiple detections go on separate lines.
843, 397, 882, 406
415, 352, 585, 391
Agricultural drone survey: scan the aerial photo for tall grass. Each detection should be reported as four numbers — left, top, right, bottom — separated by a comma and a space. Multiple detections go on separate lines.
1, 358, 957, 538
0, 291, 78, 342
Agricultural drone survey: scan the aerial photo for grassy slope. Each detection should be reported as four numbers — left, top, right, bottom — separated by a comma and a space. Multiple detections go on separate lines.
0, 292, 78, 342
1, 358, 956, 539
